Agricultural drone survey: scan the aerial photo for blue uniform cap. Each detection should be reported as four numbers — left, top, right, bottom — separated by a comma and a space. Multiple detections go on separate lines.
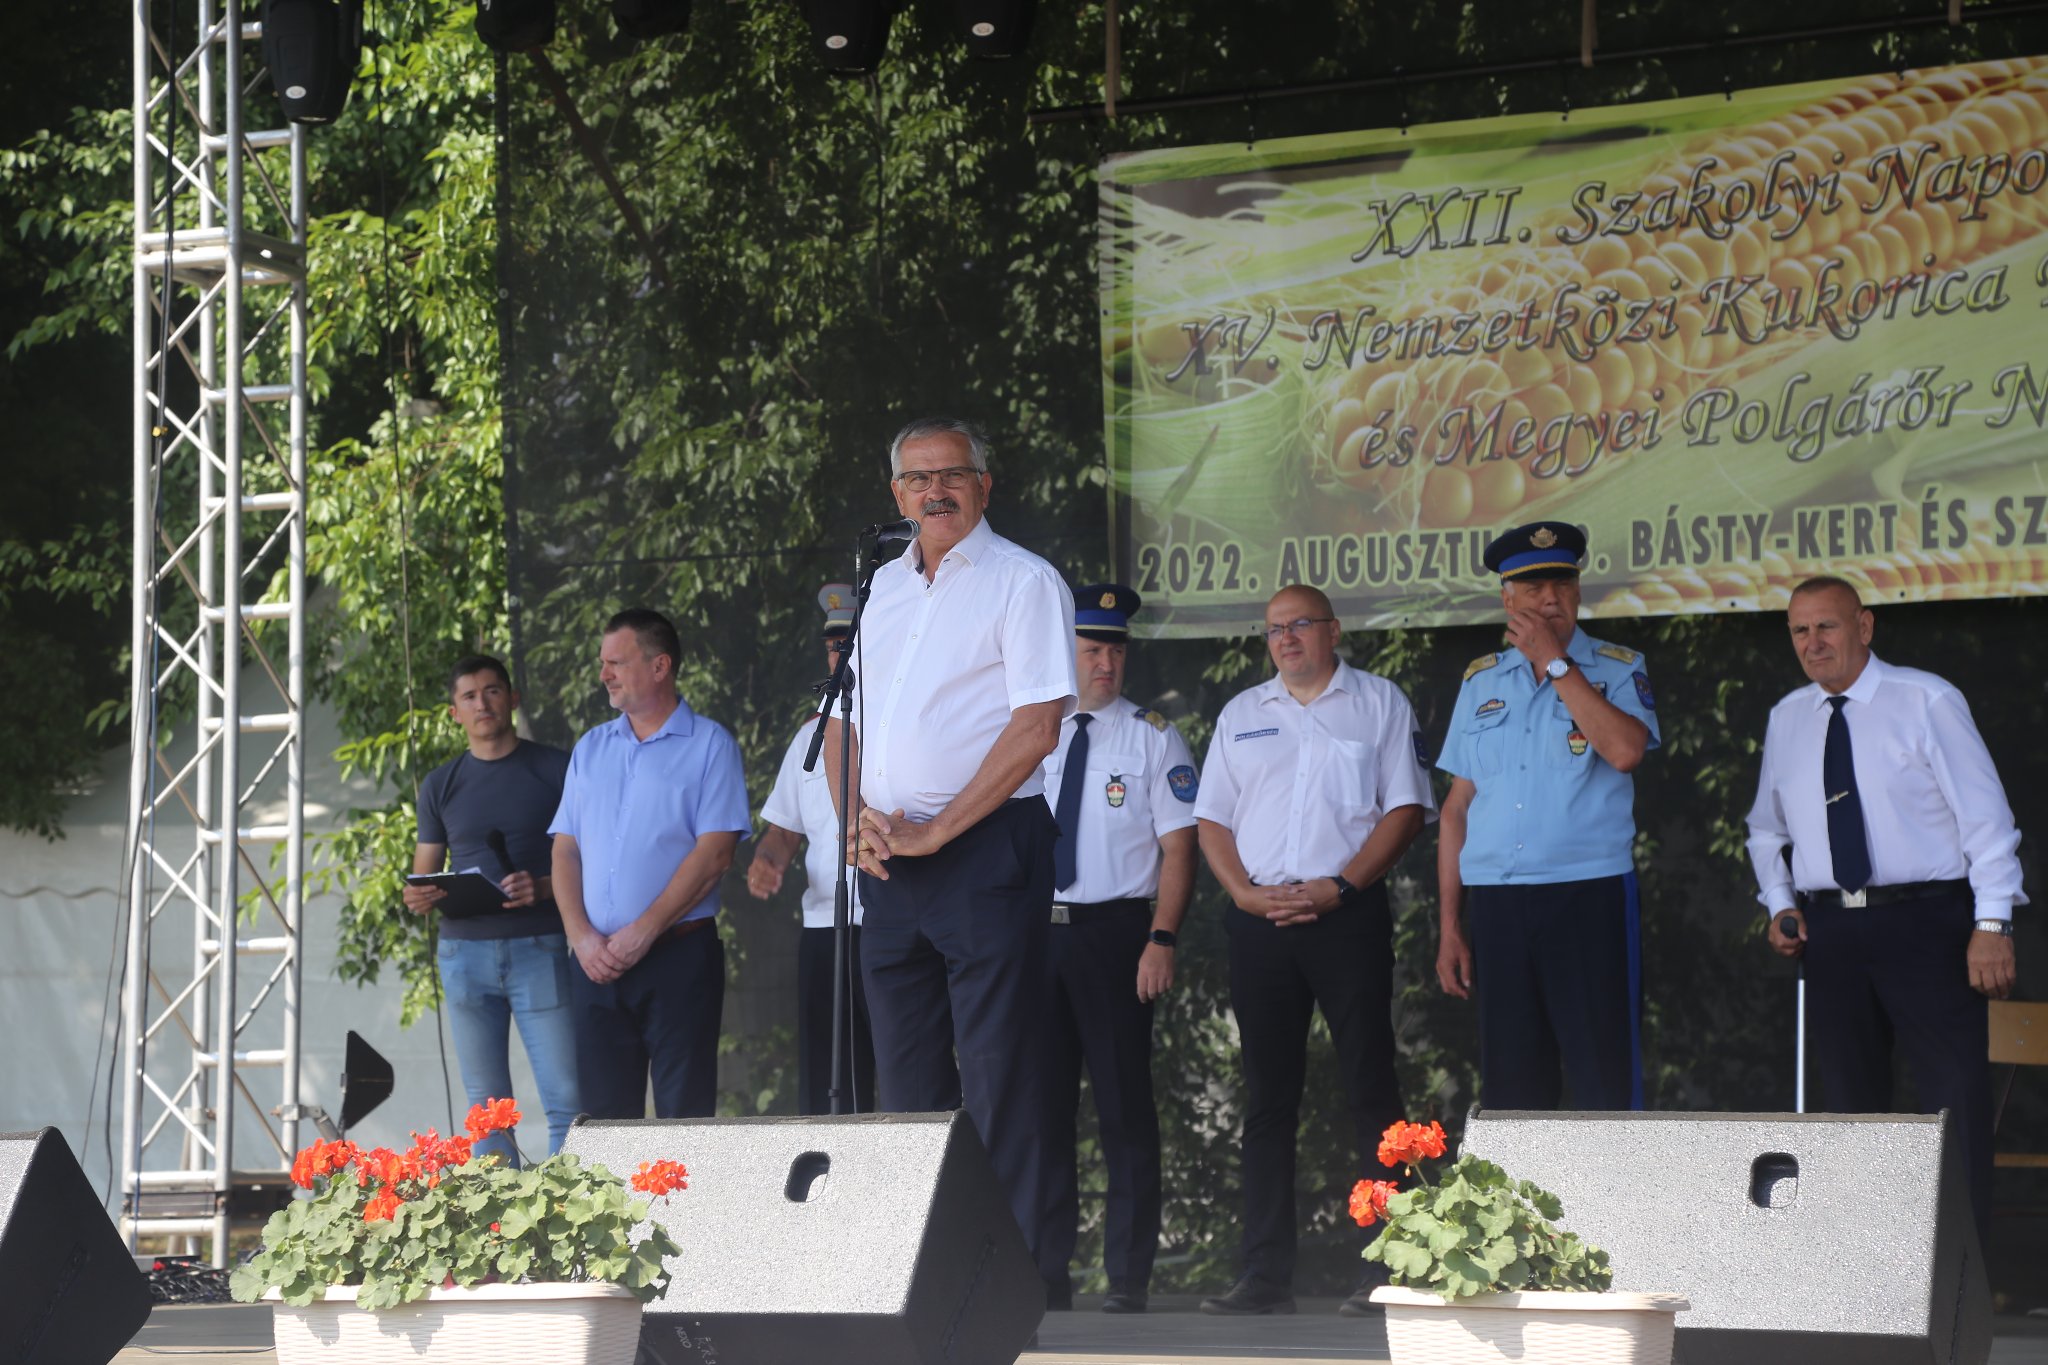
817, 583, 855, 637
1483, 522, 1587, 581
1074, 583, 1141, 641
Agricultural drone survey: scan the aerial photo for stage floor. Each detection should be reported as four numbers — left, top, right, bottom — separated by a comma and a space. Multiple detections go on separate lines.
118, 1296, 2048, 1365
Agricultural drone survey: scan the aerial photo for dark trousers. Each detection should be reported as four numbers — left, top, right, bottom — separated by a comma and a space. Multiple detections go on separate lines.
859, 798, 1056, 1257
797, 924, 876, 1115
1804, 891, 1993, 1238
1226, 884, 1400, 1288
568, 922, 724, 1119
1039, 903, 1161, 1292
1467, 874, 1642, 1111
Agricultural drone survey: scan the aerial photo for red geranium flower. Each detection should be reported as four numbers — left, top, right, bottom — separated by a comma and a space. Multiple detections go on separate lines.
464, 1098, 521, 1141
362, 1187, 403, 1223
1349, 1178, 1400, 1227
630, 1160, 689, 1199
1377, 1119, 1448, 1170
288, 1138, 359, 1190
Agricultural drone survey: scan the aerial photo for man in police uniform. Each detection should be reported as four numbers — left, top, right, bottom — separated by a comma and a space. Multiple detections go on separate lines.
1195, 584, 1434, 1318
828, 416, 1076, 1267
745, 585, 877, 1115
1435, 522, 1658, 1113
1037, 584, 1198, 1316
1747, 575, 2022, 1238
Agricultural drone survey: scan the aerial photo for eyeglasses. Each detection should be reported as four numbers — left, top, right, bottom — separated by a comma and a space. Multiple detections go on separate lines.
893, 465, 983, 493
1263, 617, 1335, 641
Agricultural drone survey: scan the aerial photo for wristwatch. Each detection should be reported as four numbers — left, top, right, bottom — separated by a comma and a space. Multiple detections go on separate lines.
1973, 919, 2014, 936
1544, 656, 1575, 681
1148, 928, 1178, 948
1330, 873, 1367, 909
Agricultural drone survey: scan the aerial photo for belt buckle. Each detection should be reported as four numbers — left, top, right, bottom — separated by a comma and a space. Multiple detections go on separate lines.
1840, 889, 1868, 909
1050, 904, 1071, 925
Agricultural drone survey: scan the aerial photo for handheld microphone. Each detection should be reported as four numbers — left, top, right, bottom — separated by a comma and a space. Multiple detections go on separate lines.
861, 516, 920, 542
1777, 912, 1801, 941
486, 828, 513, 878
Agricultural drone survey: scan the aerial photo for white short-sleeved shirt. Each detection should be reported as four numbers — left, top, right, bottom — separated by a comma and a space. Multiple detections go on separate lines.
1745, 653, 2026, 920
1194, 661, 1437, 885
1041, 697, 1200, 902
760, 719, 866, 930
850, 517, 1077, 821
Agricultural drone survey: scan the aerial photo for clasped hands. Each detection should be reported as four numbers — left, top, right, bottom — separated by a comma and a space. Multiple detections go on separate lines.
845, 806, 944, 879
1238, 878, 1341, 927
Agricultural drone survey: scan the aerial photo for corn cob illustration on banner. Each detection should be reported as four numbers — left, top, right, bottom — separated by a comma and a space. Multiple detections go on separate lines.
1100, 57, 2048, 635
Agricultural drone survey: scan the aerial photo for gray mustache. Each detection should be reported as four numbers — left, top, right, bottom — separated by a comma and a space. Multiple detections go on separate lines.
923, 499, 958, 514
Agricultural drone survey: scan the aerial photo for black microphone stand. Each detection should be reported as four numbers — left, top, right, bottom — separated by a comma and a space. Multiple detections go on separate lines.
802, 531, 898, 1115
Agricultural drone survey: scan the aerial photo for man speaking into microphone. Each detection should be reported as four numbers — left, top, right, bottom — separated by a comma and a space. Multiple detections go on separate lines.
825, 417, 1076, 1261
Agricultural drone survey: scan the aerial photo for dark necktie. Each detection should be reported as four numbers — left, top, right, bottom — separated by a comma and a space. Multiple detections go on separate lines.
1823, 695, 1872, 893
1052, 713, 1093, 892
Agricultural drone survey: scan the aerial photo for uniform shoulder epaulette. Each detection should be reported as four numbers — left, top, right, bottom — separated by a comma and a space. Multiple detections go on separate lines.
1463, 653, 1500, 682
1594, 643, 1639, 665
1134, 706, 1169, 731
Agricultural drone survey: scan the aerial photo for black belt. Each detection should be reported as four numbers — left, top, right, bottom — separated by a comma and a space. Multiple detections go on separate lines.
1801, 878, 1969, 910
1050, 897, 1149, 925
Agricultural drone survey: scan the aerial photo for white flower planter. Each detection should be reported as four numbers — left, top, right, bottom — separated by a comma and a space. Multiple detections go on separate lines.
1371, 1285, 1689, 1365
265, 1283, 642, 1365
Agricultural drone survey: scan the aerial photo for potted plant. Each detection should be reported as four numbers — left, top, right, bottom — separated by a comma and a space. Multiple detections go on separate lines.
230, 1099, 685, 1365
1354, 1119, 1687, 1365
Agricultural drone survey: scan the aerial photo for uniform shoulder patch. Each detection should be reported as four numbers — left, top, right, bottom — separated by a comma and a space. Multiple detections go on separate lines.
1463, 652, 1500, 682
1594, 643, 1640, 665
1167, 764, 1198, 802
1135, 707, 1169, 731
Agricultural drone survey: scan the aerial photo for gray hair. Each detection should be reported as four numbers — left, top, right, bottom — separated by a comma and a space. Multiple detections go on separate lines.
888, 416, 991, 476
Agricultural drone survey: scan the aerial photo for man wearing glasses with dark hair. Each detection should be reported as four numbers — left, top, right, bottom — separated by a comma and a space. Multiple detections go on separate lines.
1193, 584, 1434, 1319
825, 416, 1076, 1277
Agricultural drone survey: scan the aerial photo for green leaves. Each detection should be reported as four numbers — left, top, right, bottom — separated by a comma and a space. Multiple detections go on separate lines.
1363, 1153, 1612, 1300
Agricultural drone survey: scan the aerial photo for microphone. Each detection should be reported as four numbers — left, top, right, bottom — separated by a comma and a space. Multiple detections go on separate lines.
861, 516, 919, 542
486, 828, 514, 879
1777, 912, 1802, 941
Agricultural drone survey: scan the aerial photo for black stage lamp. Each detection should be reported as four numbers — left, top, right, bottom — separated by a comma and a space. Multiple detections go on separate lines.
476, 0, 556, 52
260, 0, 361, 124
614, 0, 691, 39
795, 0, 895, 75
954, 0, 1033, 59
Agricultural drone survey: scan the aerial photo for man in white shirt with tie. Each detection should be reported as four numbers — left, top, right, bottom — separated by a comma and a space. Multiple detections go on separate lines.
826, 416, 1077, 1267
1747, 575, 2022, 1238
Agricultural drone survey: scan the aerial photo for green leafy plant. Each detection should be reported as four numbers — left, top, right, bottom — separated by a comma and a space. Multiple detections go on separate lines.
1354, 1119, 1612, 1300
228, 1099, 684, 1309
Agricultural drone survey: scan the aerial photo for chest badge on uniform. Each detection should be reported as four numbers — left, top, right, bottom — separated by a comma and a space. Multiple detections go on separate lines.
1475, 697, 1506, 717
1566, 728, 1589, 757
1167, 764, 1198, 803
1105, 776, 1127, 807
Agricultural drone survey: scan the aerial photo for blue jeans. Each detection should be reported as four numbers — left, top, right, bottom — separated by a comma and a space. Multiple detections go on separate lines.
437, 933, 581, 1160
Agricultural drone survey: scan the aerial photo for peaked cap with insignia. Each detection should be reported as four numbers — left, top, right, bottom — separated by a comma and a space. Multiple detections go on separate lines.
1074, 582, 1141, 642
817, 582, 855, 637
1483, 521, 1587, 581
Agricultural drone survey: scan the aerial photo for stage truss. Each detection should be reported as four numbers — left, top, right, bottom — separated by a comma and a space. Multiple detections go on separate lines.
122, 0, 308, 1263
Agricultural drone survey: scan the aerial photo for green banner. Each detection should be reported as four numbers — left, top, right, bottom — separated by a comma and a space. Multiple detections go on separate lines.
1101, 57, 2048, 635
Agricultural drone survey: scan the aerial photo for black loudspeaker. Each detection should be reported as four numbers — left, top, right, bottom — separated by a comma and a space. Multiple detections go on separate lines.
563, 1112, 1041, 1365
794, 0, 895, 74
1463, 1110, 1991, 1365
0, 1129, 153, 1364
614, 0, 691, 39
475, 0, 556, 52
259, 0, 360, 124
953, 0, 1034, 58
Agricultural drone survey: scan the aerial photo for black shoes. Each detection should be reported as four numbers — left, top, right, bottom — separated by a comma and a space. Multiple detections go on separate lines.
1337, 1284, 1386, 1317
1101, 1281, 1148, 1314
1199, 1275, 1297, 1315
1043, 1279, 1073, 1312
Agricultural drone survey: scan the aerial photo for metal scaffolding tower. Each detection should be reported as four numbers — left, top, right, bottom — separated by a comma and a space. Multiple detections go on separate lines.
123, 0, 308, 1264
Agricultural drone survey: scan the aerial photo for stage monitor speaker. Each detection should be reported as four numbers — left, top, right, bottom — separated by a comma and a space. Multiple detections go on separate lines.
564, 1111, 1040, 1365
0, 1128, 153, 1364
1463, 1109, 1990, 1365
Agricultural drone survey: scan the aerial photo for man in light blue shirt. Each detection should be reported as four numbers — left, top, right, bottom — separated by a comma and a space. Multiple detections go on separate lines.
1434, 522, 1659, 1112
550, 608, 751, 1118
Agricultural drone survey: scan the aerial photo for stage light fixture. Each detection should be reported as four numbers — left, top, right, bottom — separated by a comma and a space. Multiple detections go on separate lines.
794, 0, 895, 75
260, 0, 362, 125
614, 0, 691, 39
475, 0, 557, 52
954, 0, 1034, 59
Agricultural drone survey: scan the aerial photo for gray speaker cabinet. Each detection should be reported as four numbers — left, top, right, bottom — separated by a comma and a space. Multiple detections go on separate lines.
1463, 1109, 1989, 1365
0, 1127, 153, 1364
564, 1110, 1041, 1365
